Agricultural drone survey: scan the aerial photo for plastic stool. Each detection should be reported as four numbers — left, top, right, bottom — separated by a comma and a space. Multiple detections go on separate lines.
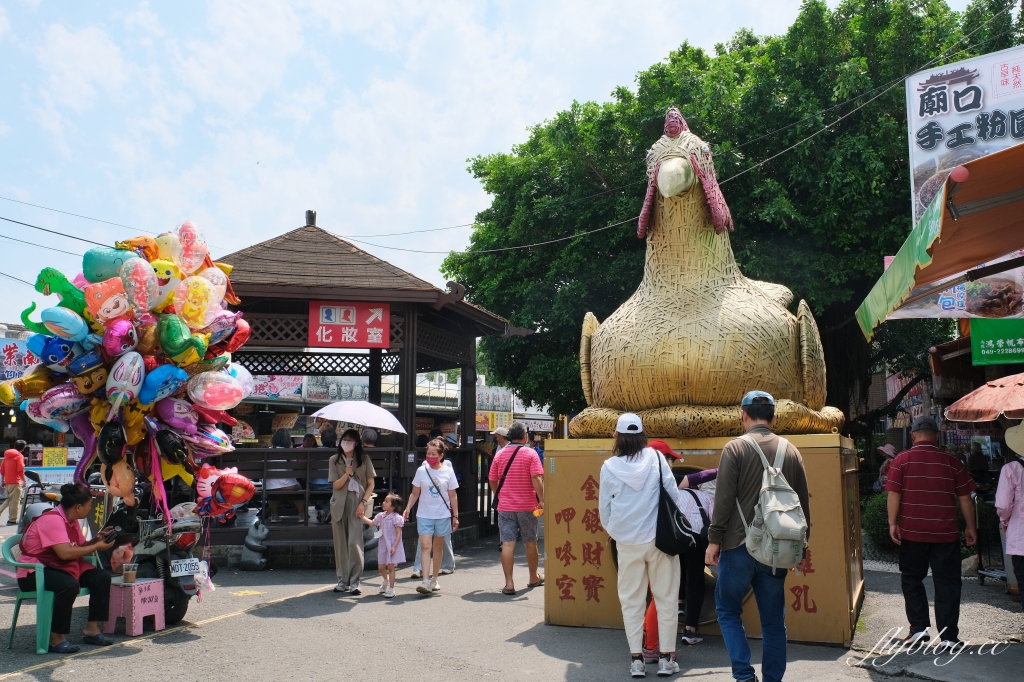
104, 578, 165, 636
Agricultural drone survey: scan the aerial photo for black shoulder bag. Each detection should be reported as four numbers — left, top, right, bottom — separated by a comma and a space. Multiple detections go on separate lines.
654, 452, 699, 556
492, 446, 524, 509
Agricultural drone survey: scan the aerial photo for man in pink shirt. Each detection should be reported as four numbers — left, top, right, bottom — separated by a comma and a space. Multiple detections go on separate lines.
488, 421, 544, 595
1, 440, 28, 525
996, 425, 1024, 612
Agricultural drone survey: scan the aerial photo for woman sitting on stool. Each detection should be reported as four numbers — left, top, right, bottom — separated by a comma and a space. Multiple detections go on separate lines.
17, 482, 116, 653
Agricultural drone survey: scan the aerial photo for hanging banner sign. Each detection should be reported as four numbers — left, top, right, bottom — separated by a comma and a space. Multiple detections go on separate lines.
1, 339, 37, 380
970, 318, 1024, 365
308, 301, 390, 349
907, 45, 1024, 224
884, 250, 1024, 320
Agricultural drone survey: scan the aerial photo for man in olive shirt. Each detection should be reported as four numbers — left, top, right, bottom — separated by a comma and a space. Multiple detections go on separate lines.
706, 391, 810, 682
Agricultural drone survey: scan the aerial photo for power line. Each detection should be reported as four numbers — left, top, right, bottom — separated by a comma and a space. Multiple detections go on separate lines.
0, 270, 33, 287
0, 232, 84, 257
0, 195, 138, 231
0, 216, 107, 247
328, 216, 639, 255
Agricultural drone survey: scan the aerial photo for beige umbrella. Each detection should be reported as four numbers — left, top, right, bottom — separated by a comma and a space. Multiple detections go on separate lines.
944, 371, 1024, 422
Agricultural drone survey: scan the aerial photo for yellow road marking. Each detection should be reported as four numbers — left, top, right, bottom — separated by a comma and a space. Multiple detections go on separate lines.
229, 589, 265, 597
0, 584, 333, 680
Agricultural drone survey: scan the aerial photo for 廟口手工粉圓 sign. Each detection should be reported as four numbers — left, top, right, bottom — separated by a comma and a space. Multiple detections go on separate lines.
308, 301, 390, 349
907, 45, 1024, 224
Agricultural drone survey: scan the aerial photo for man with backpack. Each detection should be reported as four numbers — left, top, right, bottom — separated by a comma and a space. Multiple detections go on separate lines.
488, 421, 544, 595
706, 391, 810, 682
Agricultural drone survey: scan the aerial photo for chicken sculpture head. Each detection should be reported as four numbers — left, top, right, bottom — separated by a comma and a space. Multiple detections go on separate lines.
570, 107, 844, 438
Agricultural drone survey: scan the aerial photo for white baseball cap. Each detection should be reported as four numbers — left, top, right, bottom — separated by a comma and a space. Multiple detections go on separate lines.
615, 413, 643, 434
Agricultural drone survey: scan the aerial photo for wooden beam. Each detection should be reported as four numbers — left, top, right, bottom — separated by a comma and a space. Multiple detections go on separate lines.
460, 347, 477, 447
398, 303, 419, 451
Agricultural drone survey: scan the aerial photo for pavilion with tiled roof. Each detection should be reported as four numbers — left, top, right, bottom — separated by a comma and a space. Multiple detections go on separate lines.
218, 211, 508, 454
210, 212, 510, 543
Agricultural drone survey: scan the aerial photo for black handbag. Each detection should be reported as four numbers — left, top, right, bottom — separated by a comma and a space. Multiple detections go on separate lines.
654, 453, 699, 556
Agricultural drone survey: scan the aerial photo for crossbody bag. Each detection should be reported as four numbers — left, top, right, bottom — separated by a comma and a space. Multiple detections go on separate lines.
422, 464, 454, 520
492, 445, 524, 509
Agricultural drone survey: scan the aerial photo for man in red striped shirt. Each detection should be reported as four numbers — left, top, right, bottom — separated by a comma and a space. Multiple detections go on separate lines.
488, 421, 544, 595
885, 416, 977, 647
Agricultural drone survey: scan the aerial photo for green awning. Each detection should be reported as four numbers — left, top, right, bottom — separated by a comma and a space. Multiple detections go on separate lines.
855, 185, 945, 341
856, 141, 1024, 341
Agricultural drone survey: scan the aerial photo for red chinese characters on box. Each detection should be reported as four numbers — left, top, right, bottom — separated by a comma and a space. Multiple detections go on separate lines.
308, 301, 390, 349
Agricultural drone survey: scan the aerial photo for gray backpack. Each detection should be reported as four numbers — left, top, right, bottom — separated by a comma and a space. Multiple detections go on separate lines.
735, 435, 808, 571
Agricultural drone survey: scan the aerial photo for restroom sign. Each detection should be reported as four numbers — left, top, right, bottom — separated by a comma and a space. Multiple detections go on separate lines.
308, 301, 390, 349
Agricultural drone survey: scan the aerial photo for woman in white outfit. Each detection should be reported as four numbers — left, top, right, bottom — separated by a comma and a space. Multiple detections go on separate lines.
599, 413, 704, 679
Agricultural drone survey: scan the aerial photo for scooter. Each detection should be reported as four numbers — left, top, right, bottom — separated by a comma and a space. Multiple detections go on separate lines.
17, 470, 62, 532
101, 492, 209, 626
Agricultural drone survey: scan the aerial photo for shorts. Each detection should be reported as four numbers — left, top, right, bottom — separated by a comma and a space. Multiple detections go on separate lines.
417, 516, 453, 537
498, 510, 539, 543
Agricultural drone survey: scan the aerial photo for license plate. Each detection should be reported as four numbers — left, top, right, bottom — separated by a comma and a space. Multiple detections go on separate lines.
170, 557, 201, 577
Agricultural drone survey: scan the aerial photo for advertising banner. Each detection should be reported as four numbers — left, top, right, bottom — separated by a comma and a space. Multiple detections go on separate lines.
884, 250, 1024, 320
304, 375, 369, 402
476, 386, 513, 412
250, 375, 304, 401
1, 338, 36, 380
969, 318, 1024, 365
308, 301, 390, 349
42, 447, 68, 467
907, 45, 1024, 224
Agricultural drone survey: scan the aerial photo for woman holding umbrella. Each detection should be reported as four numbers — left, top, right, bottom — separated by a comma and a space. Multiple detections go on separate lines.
329, 428, 376, 595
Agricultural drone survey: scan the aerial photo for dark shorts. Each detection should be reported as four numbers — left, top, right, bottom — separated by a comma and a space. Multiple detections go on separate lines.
498, 510, 539, 543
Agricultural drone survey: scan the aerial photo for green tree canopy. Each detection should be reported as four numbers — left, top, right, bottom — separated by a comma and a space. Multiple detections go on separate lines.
443, 0, 1022, 420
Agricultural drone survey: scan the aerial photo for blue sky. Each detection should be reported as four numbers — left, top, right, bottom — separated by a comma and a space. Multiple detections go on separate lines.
0, 0, 972, 323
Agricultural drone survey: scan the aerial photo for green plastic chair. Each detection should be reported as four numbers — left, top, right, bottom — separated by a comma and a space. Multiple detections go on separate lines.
2, 534, 97, 654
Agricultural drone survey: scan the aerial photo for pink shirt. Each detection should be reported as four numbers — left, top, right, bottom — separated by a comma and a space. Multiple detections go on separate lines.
488, 444, 543, 512
17, 506, 92, 579
996, 459, 1024, 556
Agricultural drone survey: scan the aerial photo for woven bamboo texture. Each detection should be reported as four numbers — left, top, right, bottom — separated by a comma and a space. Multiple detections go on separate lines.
569, 402, 845, 439
571, 124, 840, 438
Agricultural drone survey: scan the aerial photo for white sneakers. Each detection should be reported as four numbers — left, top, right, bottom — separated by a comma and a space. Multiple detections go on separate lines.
657, 656, 679, 677
415, 578, 440, 593
411, 571, 422, 579
384, 587, 395, 598
630, 659, 646, 678
377, 583, 388, 595
333, 581, 347, 593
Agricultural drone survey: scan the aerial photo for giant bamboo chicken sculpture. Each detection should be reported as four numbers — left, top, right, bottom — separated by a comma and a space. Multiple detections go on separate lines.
570, 108, 844, 438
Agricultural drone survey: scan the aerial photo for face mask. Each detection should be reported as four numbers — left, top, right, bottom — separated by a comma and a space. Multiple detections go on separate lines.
341, 441, 355, 453
425, 455, 440, 466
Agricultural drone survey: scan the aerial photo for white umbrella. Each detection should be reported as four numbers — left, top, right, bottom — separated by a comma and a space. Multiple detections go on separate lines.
309, 401, 408, 434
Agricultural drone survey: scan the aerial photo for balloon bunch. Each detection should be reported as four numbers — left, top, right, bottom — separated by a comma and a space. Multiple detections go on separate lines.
1, 221, 255, 520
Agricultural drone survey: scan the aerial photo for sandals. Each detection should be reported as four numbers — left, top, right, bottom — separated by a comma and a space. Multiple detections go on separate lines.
527, 576, 545, 588
501, 587, 516, 595
82, 633, 114, 646
48, 641, 80, 654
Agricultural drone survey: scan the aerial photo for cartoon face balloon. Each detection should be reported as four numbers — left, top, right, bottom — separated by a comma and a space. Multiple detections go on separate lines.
201, 309, 241, 346
106, 351, 146, 405
22, 398, 71, 432
173, 221, 208, 276
73, 365, 109, 395
155, 428, 189, 465
27, 334, 85, 374
97, 421, 127, 465
119, 257, 160, 312
187, 370, 249, 410
40, 307, 91, 342
101, 318, 138, 358
85, 278, 132, 326
197, 267, 227, 307
150, 259, 182, 312
138, 364, 188, 406
173, 277, 215, 331
156, 397, 199, 434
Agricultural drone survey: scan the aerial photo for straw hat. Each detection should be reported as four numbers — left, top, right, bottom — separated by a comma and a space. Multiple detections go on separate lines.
1005, 424, 1024, 457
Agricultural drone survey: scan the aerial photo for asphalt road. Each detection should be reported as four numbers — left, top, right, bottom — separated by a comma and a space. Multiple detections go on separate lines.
0, 527, 1021, 682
